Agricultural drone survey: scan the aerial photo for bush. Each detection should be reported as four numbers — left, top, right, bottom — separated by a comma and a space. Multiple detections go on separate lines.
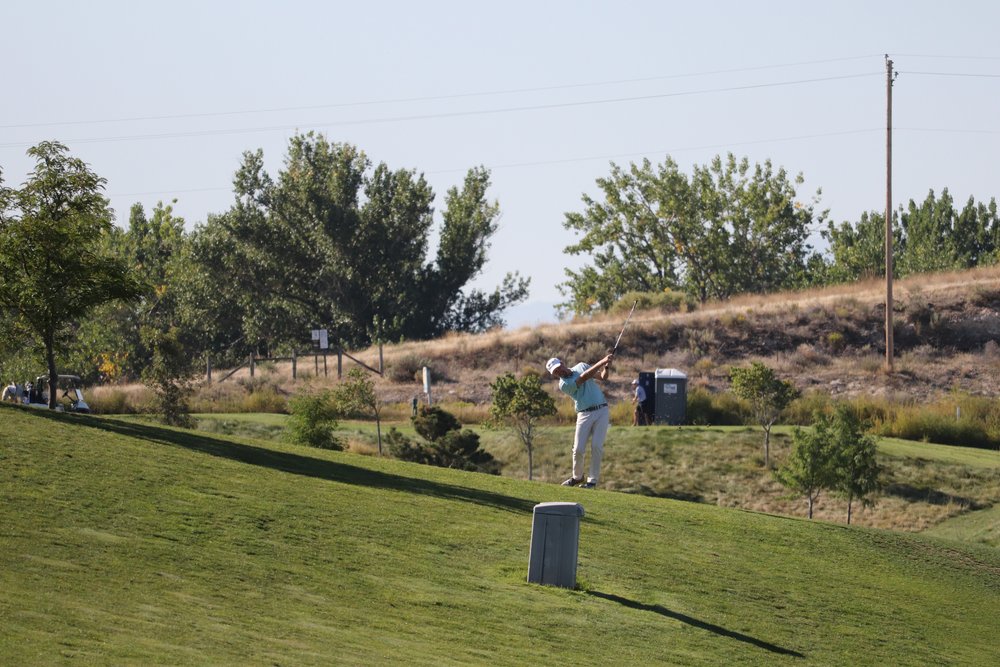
685, 387, 745, 426
610, 289, 694, 314
390, 406, 500, 474
242, 389, 288, 414
387, 354, 427, 383
285, 390, 342, 450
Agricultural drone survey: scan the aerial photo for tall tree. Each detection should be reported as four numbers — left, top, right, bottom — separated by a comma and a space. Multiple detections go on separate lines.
560, 153, 822, 314
195, 133, 528, 350
821, 210, 898, 284
897, 189, 959, 276
0, 142, 144, 407
72, 200, 191, 381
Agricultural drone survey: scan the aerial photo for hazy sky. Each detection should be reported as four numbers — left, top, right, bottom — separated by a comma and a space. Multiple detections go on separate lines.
3, 1, 1000, 327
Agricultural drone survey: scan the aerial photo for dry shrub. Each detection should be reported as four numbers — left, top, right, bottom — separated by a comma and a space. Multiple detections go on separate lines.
242, 390, 288, 413
685, 387, 745, 426
788, 343, 830, 369
684, 328, 716, 356
691, 357, 715, 375
88, 384, 155, 414
387, 354, 427, 383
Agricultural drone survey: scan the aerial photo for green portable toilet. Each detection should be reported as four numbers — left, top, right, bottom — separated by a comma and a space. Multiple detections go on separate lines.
654, 368, 687, 425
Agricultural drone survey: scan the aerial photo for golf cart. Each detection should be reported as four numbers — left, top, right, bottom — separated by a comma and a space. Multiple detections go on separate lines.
26, 374, 92, 413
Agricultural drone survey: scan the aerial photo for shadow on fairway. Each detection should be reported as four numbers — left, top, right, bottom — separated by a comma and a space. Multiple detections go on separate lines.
586, 590, 805, 658
27, 410, 535, 514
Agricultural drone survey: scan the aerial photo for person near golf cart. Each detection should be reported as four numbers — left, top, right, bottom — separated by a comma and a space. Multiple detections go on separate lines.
545, 352, 614, 489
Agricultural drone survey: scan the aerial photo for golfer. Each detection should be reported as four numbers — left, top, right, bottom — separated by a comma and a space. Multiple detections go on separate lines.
545, 352, 614, 489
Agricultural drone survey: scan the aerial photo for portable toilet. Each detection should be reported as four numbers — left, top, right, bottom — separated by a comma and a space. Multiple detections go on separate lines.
654, 368, 687, 425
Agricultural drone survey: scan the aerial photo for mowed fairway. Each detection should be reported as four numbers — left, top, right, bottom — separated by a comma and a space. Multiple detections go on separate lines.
1, 405, 998, 665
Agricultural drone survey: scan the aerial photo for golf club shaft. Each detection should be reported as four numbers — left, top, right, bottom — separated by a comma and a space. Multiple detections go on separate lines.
609, 300, 638, 365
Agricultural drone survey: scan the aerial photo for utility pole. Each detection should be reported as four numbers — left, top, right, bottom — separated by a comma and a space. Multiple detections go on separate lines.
885, 55, 896, 372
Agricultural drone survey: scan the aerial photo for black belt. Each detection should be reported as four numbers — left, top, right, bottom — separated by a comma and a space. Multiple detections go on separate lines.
579, 403, 608, 413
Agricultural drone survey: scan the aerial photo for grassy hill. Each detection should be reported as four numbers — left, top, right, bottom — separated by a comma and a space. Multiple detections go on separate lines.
2, 404, 998, 665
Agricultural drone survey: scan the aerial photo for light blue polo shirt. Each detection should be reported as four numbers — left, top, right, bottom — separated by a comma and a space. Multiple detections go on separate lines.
558, 362, 607, 412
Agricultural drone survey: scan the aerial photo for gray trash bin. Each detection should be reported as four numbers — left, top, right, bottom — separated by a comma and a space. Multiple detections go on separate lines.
527, 502, 585, 588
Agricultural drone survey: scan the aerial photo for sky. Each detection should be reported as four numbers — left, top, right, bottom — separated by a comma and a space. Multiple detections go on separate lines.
3, 1, 1000, 328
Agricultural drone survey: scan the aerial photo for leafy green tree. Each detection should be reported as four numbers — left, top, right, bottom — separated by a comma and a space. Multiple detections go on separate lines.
729, 362, 797, 469
71, 201, 192, 382
560, 153, 823, 314
331, 367, 385, 455
488, 372, 557, 480
0, 142, 144, 407
194, 132, 528, 350
822, 210, 898, 283
776, 416, 838, 519
897, 189, 959, 276
828, 405, 881, 524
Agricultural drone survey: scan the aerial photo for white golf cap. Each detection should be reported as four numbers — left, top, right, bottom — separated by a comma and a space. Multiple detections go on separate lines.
545, 357, 563, 373
631, 379, 639, 384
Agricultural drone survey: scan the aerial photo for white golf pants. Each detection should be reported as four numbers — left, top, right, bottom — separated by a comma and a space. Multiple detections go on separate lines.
573, 405, 609, 483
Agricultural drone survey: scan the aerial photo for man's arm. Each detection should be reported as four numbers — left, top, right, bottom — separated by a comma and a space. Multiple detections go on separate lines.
576, 353, 614, 386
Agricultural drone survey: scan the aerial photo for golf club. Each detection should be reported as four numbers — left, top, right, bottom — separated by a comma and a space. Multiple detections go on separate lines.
607, 300, 638, 371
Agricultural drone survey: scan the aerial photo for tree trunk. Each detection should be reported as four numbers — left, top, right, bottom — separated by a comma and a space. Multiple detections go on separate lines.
847, 496, 854, 525
763, 426, 771, 469
45, 334, 58, 410
807, 494, 814, 519
527, 444, 533, 481
375, 415, 383, 456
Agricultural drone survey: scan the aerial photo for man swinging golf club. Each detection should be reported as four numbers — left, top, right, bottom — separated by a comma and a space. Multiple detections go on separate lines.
545, 351, 614, 489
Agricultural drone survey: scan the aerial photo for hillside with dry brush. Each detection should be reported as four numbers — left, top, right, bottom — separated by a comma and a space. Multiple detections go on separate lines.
361, 265, 1000, 408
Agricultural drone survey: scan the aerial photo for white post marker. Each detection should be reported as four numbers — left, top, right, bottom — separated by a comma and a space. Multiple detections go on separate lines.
422, 366, 432, 406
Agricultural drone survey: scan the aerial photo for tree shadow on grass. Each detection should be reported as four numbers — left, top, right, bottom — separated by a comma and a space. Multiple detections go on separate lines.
586, 590, 805, 658
30, 411, 536, 514
883, 483, 979, 508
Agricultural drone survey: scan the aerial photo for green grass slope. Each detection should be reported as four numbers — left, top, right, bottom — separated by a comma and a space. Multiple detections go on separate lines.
2, 405, 998, 666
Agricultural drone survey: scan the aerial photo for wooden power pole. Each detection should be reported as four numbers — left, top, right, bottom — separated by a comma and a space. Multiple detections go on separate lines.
885, 55, 896, 372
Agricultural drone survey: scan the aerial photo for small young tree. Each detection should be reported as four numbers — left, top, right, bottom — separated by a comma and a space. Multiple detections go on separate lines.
141, 326, 196, 428
730, 362, 797, 468
829, 404, 881, 524
331, 367, 385, 454
776, 415, 837, 519
488, 372, 556, 480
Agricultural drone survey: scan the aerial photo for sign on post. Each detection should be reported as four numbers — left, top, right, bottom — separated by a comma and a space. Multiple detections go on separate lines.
311, 329, 329, 350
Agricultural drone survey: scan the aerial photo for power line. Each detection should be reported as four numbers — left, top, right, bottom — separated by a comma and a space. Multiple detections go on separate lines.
0, 54, 881, 131
903, 71, 1000, 78
890, 53, 1000, 61
108, 128, 881, 199
0, 72, 879, 150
